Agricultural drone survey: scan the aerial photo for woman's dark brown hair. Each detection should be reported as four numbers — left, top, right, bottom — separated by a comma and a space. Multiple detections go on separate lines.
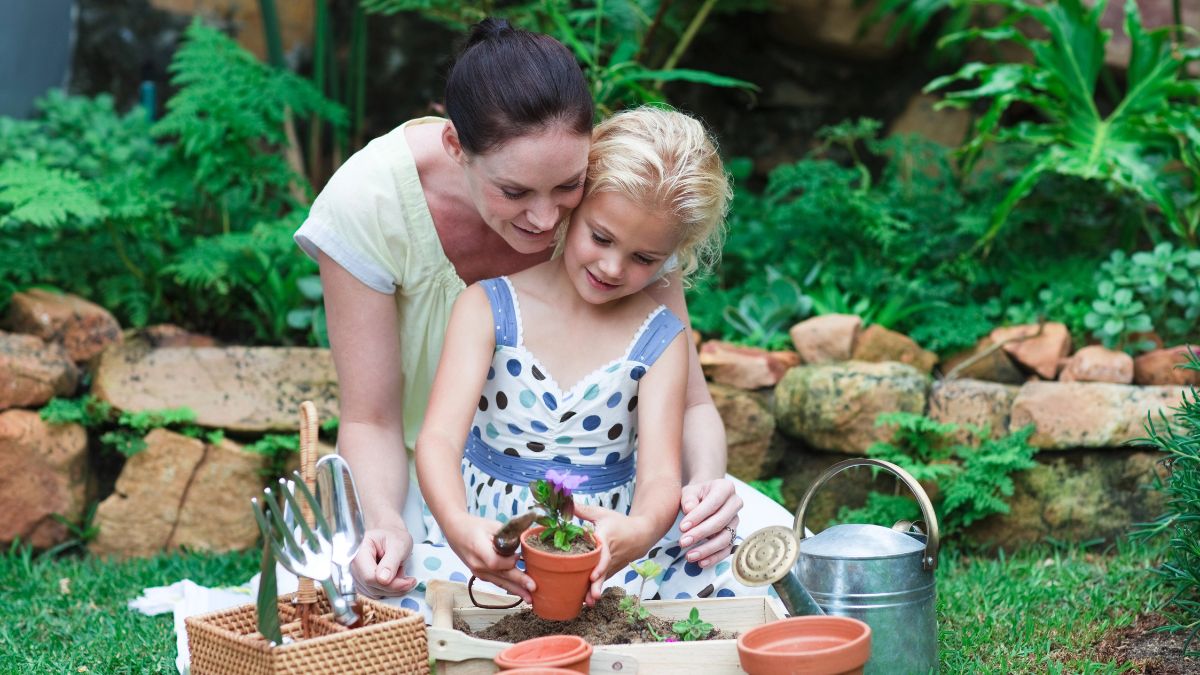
445, 17, 593, 155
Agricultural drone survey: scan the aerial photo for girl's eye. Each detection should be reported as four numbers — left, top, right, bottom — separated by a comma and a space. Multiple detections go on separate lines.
591, 233, 610, 245
501, 189, 527, 200
634, 255, 657, 266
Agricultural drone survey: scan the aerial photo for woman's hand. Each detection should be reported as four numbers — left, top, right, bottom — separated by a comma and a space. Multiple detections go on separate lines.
573, 503, 658, 605
444, 513, 536, 602
352, 526, 418, 599
679, 478, 743, 568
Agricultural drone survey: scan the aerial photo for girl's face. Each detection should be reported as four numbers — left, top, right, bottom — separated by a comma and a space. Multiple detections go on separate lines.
562, 190, 680, 305
446, 123, 590, 255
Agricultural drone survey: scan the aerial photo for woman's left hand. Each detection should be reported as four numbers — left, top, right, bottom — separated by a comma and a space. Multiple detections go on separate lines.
679, 478, 743, 568
573, 502, 656, 605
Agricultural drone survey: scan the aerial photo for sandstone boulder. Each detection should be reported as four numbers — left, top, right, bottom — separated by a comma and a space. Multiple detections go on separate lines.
770, 0, 901, 59
774, 361, 929, 454
851, 324, 938, 373
940, 336, 1025, 384
888, 93, 972, 147
699, 341, 801, 390
91, 429, 264, 558
789, 314, 861, 364
710, 383, 778, 482
1059, 345, 1133, 384
0, 331, 79, 409
0, 411, 88, 549
3, 289, 122, 363
1134, 345, 1200, 386
134, 324, 220, 349
92, 344, 338, 432
1010, 381, 1185, 449
990, 322, 1072, 380
928, 379, 1019, 444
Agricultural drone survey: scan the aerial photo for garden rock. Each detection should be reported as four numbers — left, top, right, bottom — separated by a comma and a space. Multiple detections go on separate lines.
699, 341, 800, 390
0, 410, 88, 549
92, 344, 338, 432
927, 379, 1018, 444
1133, 345, 1200, 386
1010, 382, 1185, 450
789, 313, 860, 364
770, 0, 901, 59
990, 322, 1072, 380
850, 324, 938, 374
939, 336, 1025, 384
133, 323, 219, 349
1059, 345, 1134, 384
91, 429, 263, 558
0, 331, 79, 410
774, 361, 928, 454
888, 93, 972, 148
969, 450, 1165, 549
709, 383, 777, 481
3, 289, 122, 363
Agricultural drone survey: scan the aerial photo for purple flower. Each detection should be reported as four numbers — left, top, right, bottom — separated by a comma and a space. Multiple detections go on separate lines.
545, 468, 588, 496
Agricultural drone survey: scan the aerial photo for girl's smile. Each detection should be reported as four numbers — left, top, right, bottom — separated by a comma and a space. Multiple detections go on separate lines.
563, 191, 679, 305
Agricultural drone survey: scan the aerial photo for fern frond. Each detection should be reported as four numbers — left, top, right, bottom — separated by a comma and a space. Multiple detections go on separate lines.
0, 160, 106, 229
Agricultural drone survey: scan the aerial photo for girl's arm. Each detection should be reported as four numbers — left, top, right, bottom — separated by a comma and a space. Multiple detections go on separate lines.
644, 274, 744, 566
576, 330, 687, 602
320, 252, 417, 598
415, 285, 537, 602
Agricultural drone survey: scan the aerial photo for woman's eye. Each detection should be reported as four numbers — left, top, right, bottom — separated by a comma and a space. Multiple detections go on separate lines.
558, 181, 583, 192
501, 189, 527, 200
591, 233, 610, 245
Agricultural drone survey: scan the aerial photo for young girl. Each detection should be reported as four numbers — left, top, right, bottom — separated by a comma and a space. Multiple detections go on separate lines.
405, 106, 756, 617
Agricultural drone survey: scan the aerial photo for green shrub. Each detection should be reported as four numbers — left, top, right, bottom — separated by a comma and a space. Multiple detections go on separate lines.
40, 396, 217, 457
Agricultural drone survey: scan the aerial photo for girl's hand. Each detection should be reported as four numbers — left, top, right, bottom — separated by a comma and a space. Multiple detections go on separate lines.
443, 513, 536, 602
679, 479, 743, 568
352, 526, 418, 598
573, 503, 656, 605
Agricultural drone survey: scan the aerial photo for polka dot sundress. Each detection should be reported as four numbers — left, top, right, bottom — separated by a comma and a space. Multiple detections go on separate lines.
395, 276, 763, 619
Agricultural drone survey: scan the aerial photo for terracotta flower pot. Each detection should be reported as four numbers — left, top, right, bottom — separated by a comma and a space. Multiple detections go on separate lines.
494, 634, 593, 673
737, 615, 872, 675
499, 669, 583, 675
520, 526, 602, 621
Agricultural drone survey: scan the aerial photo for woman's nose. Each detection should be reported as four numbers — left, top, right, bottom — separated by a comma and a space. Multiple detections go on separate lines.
526, 199, 559, 232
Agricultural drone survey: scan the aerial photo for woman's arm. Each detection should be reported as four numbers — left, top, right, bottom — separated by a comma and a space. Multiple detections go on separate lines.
415, 285, 537, 602
577, 331, 686, 602
319, 251, 417, 597
643, 275, 744, 567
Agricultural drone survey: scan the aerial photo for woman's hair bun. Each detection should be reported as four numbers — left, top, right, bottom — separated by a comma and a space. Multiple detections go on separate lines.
466, 17, 514, 48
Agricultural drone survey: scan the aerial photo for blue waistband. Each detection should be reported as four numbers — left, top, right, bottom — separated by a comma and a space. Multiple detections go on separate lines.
463, 434, 634, 494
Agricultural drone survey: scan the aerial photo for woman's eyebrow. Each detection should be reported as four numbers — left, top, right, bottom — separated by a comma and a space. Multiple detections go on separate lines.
495, 170, 585, 190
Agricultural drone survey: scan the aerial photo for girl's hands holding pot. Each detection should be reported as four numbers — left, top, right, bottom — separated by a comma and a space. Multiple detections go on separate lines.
444, 512, 536, 602
573, 503, 657, 605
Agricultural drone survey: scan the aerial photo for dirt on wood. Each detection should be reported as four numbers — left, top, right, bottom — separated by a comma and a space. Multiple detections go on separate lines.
456, 586, 734, 646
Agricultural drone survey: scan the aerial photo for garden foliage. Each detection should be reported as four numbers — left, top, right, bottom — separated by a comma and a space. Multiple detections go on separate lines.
837, 412, 1037, 537
39, 395, 221, 457
1135, 353, 1200, 652
0, 21, 341, 345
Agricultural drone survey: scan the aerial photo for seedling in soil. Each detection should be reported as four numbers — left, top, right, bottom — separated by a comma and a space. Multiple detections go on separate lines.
619, 560, 666, 640
673, 607, 714, 641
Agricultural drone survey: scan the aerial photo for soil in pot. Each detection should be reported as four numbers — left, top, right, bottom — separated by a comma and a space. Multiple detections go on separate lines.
523, 531, 596, 555
457, 586, 735, 645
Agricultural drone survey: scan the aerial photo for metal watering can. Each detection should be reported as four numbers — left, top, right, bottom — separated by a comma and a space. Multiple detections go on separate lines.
734, 458, 940, 674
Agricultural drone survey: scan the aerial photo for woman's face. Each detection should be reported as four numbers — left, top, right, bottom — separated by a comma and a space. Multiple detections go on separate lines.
561, 190, 679, 305
447, 123, 590, 255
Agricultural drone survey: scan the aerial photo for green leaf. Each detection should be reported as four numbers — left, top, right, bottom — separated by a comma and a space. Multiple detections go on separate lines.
256, 539, 283, 645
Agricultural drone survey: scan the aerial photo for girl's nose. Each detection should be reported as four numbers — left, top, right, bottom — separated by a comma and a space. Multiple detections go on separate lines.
598, 255, 622, 280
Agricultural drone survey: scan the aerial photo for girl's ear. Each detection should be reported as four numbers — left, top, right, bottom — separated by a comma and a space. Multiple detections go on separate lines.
442, 122, 469, 166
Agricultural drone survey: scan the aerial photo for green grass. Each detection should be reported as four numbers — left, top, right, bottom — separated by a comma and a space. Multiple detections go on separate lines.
0, 539, 1168, 673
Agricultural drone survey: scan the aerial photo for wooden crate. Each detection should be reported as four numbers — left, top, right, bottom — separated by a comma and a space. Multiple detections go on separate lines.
427, 580, 787, 674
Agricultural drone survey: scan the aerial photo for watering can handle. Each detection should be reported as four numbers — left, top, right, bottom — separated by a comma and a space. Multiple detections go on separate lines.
793, 458, 940, 571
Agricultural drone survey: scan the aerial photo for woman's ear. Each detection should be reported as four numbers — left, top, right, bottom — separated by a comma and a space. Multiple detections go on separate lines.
442, 122, 469, 166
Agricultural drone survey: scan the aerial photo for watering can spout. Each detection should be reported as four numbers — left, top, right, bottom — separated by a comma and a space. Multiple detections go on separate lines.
732, 525, 824, 616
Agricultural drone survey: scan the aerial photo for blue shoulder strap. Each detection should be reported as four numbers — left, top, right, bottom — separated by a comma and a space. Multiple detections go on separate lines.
629, 307, 686, 366
479, 278, 519, 348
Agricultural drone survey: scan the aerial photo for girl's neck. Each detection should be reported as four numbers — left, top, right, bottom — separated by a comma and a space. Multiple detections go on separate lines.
536, 257, 631, 318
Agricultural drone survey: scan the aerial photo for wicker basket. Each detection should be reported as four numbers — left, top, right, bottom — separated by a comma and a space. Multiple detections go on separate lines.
184, 401, 430, 675
186, 591, 429, 675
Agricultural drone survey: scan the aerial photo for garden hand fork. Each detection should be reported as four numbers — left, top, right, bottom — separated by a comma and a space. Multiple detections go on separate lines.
252, 476, 359, 626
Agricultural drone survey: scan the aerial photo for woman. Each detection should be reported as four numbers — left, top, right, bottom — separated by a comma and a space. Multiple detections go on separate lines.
295, 18, 781, 599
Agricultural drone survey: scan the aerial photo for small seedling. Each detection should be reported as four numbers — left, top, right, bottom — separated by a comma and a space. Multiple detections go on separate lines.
672, 607, 714, 641
619, 560, 666, 640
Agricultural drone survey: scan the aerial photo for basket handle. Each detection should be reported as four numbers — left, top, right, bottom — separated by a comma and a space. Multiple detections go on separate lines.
793, 458, 939, 571
296, 400, 319, 604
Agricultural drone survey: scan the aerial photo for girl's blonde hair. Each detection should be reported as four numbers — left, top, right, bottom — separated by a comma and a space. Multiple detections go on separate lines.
558, 105, 730, 285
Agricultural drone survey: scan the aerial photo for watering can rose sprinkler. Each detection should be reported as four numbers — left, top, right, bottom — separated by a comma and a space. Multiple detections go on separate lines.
734, 458, 940, 675
470, 468, 603, 621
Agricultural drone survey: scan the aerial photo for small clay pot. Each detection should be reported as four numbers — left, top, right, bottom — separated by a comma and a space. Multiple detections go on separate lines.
520, 526, 602, 621
496, 668, 582, 674
737, 615, 872, 675
494, 635, 593, 673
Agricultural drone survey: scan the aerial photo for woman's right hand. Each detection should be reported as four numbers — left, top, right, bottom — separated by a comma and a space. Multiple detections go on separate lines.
352, 526, 418, 599
444, 513, 536, 602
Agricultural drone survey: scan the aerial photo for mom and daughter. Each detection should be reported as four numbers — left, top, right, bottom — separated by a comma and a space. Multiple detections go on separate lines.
294, 18, 791, 617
